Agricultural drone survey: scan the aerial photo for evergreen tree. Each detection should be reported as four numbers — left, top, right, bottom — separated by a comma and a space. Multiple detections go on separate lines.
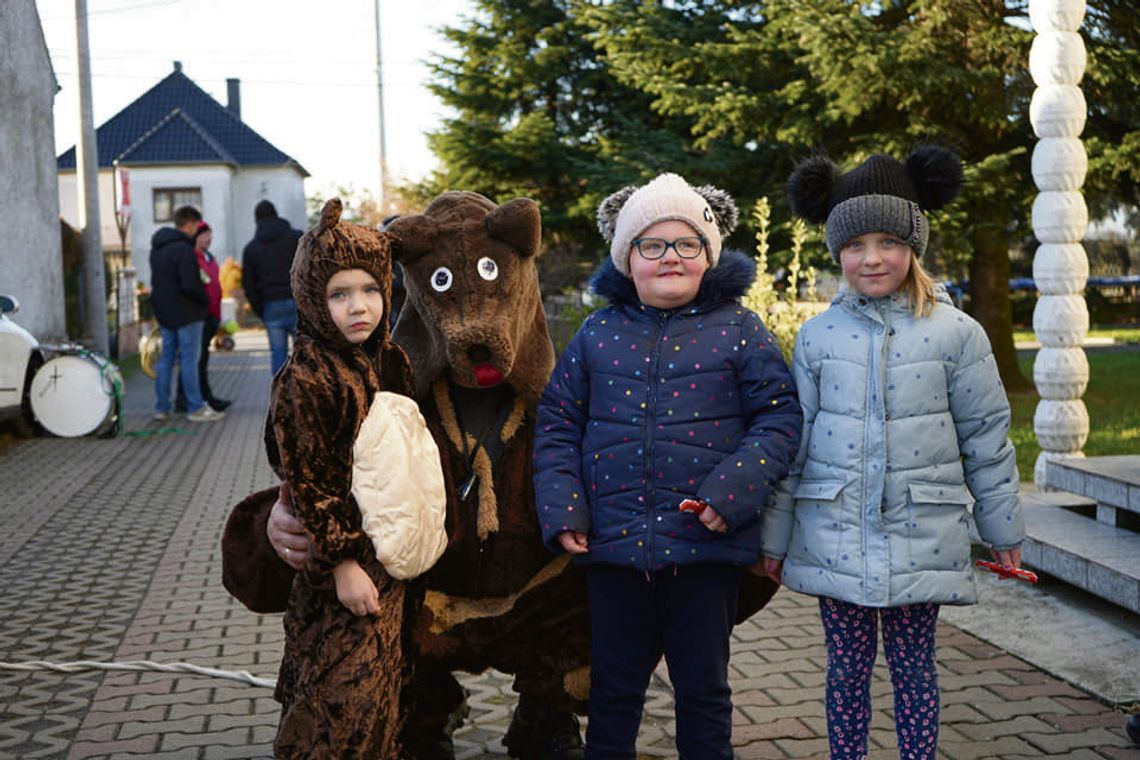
416, 1, 1138, 388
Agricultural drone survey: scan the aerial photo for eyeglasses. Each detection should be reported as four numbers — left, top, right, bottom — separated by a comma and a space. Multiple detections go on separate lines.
631, 236, 706, 260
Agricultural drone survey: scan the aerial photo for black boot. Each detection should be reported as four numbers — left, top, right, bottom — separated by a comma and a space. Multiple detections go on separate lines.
403, 671, 469, 760
502, 702, 585, 760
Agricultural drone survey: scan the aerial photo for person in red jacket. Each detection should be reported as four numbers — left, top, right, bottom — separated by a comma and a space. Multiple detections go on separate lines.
176, 221, 230, 412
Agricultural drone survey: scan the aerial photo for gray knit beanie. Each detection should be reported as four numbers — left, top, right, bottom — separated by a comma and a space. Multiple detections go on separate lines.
596, 173, 739, 277
786, 147, 963, 262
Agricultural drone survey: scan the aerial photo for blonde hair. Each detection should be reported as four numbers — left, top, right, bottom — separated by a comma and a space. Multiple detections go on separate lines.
904, 252, 938, 318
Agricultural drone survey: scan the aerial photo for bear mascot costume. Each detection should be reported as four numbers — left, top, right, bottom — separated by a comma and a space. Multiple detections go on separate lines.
223, 191, 591, 759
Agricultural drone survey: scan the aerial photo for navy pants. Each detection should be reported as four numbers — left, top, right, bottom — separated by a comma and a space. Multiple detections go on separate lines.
819, 597, 941, 760
585, 564, 740, 760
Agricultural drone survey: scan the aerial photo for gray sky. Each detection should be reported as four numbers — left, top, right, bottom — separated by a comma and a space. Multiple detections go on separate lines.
37, 0, 471, 198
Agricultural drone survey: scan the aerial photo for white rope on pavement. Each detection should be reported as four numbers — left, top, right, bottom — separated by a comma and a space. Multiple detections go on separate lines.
0, 659, 276, 688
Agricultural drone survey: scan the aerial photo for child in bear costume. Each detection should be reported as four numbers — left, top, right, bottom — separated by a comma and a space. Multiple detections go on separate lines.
264, 198, 417, 758
224, 191, 591, 759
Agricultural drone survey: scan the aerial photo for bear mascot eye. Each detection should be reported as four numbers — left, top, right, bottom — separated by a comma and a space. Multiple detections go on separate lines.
430, 267, 454, 292
476, 257, 499, 282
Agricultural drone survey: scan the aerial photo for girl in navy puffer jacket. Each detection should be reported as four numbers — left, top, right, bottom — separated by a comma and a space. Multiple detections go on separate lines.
534, 174, 802, 759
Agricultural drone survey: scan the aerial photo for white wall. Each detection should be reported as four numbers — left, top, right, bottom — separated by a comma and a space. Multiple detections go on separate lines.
1, 0, 66, 340
231, 168, 308, 263
59, 164, 306, 284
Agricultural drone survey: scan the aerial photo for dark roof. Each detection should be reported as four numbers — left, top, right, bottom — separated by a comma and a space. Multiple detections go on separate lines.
57, 67, 307, 176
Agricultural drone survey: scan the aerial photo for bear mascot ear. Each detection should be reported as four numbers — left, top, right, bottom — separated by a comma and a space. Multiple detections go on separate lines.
387, 214, 440, 265
485, 198, 541, 257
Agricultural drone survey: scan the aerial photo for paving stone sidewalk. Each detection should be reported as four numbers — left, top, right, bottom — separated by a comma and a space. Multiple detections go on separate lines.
0, 342, 1135, 759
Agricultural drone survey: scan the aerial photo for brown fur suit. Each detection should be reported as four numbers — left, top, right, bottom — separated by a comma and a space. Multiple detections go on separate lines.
262, 199, 416, 759
223, 192, 591, 758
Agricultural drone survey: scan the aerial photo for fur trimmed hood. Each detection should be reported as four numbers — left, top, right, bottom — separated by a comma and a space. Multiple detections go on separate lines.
291, 198, 396, 354
588, 248, 757, 310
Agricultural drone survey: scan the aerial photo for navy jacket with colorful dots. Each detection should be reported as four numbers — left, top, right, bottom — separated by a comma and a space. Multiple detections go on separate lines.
761, 288, 1024, 608
533, 250, 802, 571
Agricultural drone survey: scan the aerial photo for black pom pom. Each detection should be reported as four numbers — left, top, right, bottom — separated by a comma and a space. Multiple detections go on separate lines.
787, 155, 840, 224
906, 146, 963, 211
596, 185, 638, 242
694, 184, 740, 236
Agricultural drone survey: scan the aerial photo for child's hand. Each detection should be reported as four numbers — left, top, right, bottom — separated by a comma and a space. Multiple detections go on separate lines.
699, 505, 727, 533
991, 546, 1022, 570
761, 557, 783, 584
333, 560, 380, 616
557, 531, 589, 555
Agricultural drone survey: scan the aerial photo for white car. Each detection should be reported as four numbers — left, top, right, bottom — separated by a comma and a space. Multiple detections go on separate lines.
0, 295, 46, 437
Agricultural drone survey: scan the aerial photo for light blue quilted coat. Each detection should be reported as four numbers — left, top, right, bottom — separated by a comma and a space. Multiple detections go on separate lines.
761, 288, 1024, 607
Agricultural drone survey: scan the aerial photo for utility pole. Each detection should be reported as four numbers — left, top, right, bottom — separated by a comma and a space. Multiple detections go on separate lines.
75, 0, 109, 355
374, 0, 388, 211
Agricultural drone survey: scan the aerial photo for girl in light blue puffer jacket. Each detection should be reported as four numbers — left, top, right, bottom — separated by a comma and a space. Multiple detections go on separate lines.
761, 147, 1025, 760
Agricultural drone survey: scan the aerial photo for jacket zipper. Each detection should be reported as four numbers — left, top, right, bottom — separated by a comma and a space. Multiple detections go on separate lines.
878, 301, 892, 529
644, 310, 669, 572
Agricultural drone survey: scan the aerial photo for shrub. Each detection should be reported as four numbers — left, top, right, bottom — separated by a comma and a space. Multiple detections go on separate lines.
741, 198, 822, 363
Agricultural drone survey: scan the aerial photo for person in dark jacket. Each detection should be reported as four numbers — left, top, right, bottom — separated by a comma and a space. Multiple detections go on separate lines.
533, 174, 802, 758
242, 200, 302, 374
149, 205, 225, 423
175, 221, 231, 412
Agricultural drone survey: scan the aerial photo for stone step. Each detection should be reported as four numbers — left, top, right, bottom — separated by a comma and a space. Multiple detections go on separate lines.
1021, 495, 1140, 614
1045, 455, 1140, 527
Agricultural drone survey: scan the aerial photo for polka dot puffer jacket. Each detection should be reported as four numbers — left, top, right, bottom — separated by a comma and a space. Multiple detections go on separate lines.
761, 288, 1024, 607
534, 251, 803, 572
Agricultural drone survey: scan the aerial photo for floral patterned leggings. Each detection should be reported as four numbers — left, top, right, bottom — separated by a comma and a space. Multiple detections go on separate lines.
819, 597, 941, 760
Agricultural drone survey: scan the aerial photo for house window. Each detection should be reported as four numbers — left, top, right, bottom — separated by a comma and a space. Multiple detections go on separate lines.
153, 188, 202, 223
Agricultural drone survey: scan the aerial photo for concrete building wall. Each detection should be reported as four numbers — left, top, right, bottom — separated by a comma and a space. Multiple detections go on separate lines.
231, 168, 308, 263
0, 0, 66, 340
59, 165, 306, 282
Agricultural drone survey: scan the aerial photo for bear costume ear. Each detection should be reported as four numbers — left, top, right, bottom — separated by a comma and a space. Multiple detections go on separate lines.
905, 145, 964, 211
317, 197, 343, 234
387, 215, 440, 264
787, 154, 840, 224
485, 198, 541, 257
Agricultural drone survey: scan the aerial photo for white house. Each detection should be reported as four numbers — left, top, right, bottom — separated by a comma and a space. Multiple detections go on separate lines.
1, 0, 67, 341
57, 63, 308, 288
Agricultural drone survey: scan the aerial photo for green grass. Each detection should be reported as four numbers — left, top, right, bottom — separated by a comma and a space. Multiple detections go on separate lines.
1008, 350, 1140, 478
1013, 325, 1140, 345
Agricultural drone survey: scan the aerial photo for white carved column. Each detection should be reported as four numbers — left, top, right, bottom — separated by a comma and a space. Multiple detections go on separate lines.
1028, 0, 1089, 487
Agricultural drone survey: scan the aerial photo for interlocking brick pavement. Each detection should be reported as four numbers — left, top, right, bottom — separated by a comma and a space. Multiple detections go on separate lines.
0, 341, 1135, 759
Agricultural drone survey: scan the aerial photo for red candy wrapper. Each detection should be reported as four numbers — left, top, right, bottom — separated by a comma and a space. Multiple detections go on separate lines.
975, 560, 1038, 584
679, 498, 709, 515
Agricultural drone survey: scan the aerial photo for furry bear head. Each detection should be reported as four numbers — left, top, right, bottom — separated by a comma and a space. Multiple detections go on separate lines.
386, 191, 555, 403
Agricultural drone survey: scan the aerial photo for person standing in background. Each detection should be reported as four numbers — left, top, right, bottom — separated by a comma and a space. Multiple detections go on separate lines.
176, 221, 231, 412
242, 200, 302, 375
149, 205, 225, 423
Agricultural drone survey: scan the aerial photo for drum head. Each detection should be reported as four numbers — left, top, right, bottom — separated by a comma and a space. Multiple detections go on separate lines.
30, 354, 116, 437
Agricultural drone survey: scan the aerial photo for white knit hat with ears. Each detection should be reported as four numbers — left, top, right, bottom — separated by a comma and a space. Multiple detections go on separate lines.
596, 173, 739, 277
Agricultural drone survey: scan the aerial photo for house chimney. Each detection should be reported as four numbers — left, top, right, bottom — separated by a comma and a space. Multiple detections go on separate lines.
173, 60, 182, 72
226, 78, 241, 120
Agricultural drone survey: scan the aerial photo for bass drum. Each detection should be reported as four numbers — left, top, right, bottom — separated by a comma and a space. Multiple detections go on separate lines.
30, 350, 122, 438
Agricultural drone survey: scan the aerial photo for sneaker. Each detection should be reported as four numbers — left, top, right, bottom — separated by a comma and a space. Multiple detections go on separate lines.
208, 398, 232, 412
187, 406, 226, 423
153, 411, 169, 422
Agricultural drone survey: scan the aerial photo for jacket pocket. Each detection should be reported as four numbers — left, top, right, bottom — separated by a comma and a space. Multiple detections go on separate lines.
907, 482, 973, 507
791, 479, 851, 573
904, 481, 972, 571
